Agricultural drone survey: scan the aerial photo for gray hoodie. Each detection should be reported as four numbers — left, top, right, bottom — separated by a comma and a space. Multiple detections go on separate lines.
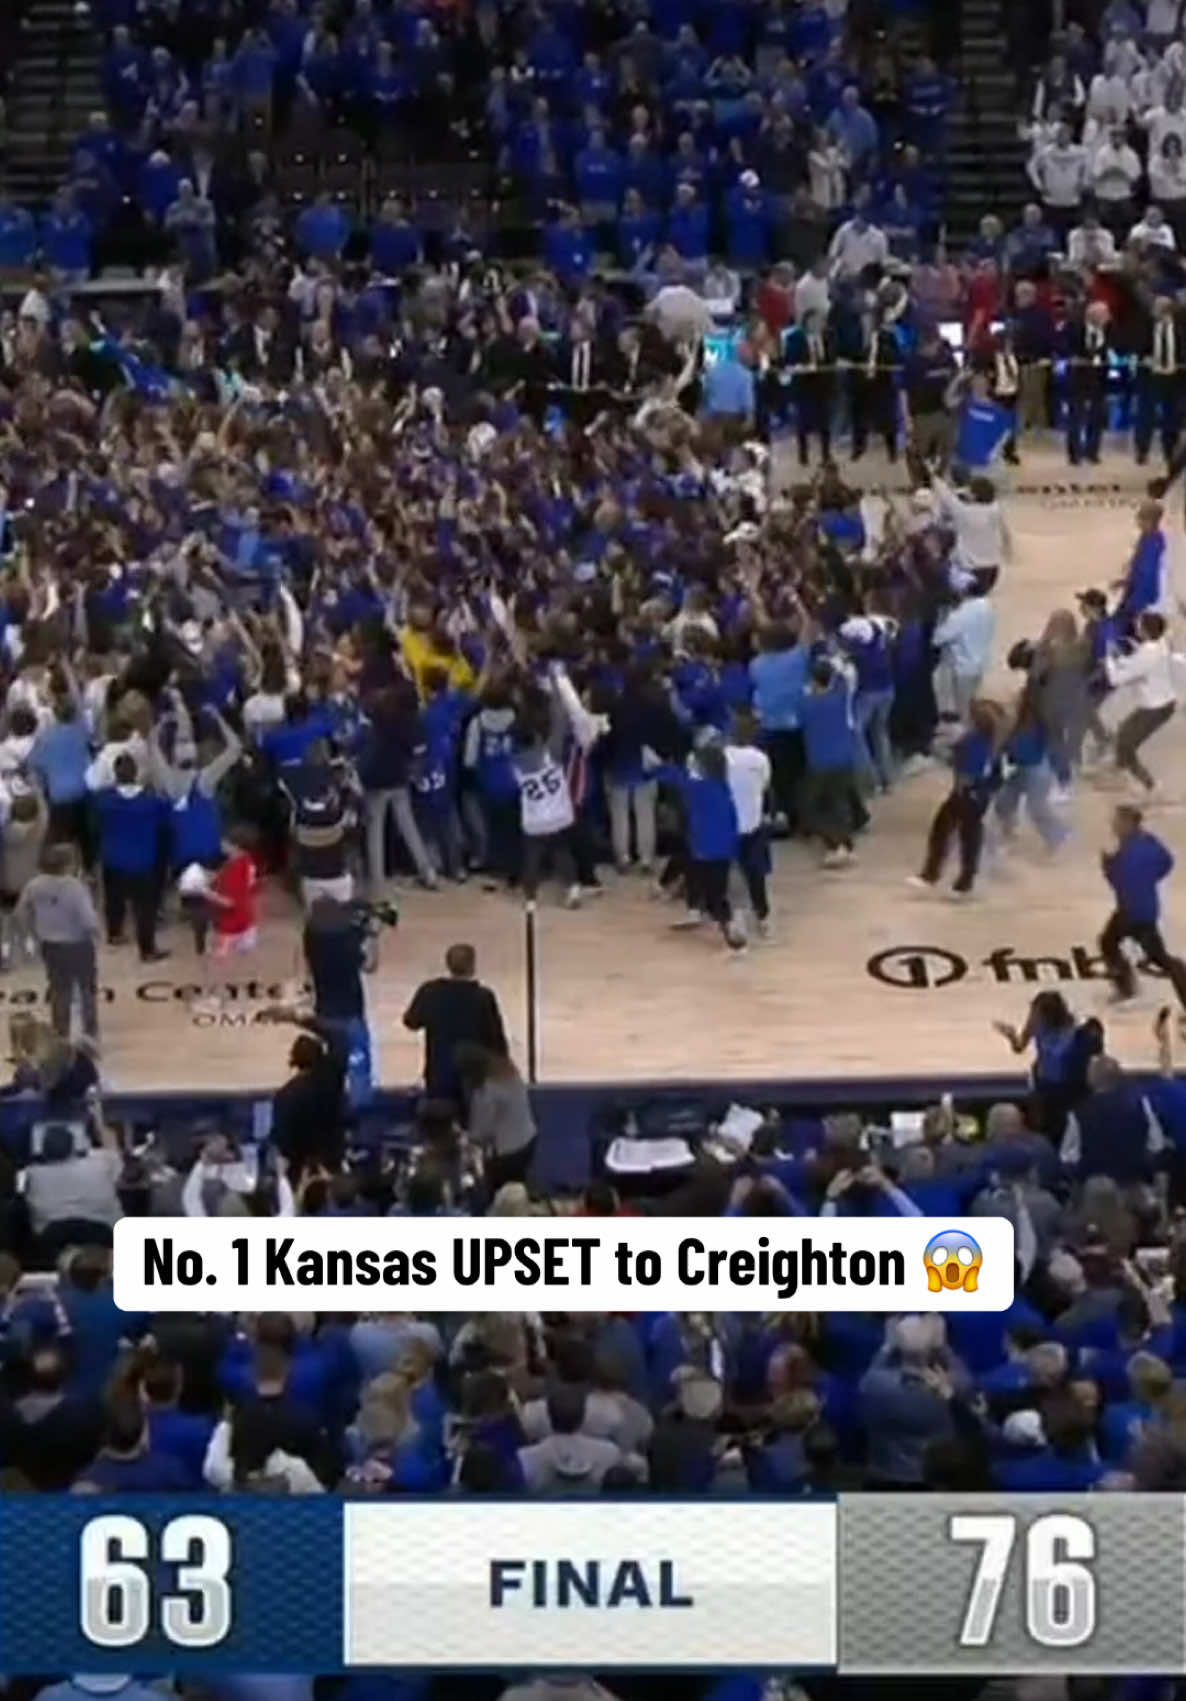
517, 1431, 625, 1494
520, 1390, 654, 1456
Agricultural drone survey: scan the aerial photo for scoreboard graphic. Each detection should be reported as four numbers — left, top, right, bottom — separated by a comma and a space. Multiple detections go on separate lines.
2, 1494, 1182, 1674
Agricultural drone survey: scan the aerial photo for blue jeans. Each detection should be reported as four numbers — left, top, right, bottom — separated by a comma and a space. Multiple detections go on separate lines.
995, 761, 1069, 849
322, 1015, 374, 1107
854, 688, 895, 789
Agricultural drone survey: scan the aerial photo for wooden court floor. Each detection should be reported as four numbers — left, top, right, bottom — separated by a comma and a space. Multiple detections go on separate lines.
17, 446, 1186, 1093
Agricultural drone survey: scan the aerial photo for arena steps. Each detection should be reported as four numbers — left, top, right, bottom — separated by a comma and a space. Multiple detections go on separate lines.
1, 0, 101, 206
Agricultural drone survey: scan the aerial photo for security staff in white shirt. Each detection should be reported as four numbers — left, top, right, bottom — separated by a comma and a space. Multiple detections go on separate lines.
725, 714, 773, 937
1105, 611, 1179, 792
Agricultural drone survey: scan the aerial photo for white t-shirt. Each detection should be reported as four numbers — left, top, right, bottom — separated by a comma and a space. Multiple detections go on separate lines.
243, 690, 287, 737
24, 1148, 122, 1234
86, 733, 148, 790
517, 755, 575, 836
934, 478, 1007, 569
1106, 637, 1178, 710
725, 745, 771, 835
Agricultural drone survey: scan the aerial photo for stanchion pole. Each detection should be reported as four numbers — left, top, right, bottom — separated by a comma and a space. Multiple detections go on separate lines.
524, 900, 539, 1084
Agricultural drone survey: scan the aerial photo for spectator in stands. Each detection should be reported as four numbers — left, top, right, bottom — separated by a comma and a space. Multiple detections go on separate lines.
860, 1316, 957, 1488
1060, 1056, 1168, 1182
39, 192, 93, 283
1090, 126, 1143, 237
0, 202, 36, 270
827, 194, 888, 279
1032, 51, 1087, 126
24, 1121, 122, 1264
1005, 202, 1060, 273
295, 191, 351, 261
164, 179, 217, 278
825, 83, 879, 180
461, 1043, 537, 1192
543, 205, 593, 287
1028, 119, 1089, 241
518, 1386, 641, 1492
1068, 208, 1119, 267
137, 148, 182, 223
1130, 203, 1178, 251
1150, 134, 1186, 244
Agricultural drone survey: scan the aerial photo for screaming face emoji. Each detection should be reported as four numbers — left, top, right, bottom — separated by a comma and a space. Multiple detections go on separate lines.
923, 1229, 983, 1294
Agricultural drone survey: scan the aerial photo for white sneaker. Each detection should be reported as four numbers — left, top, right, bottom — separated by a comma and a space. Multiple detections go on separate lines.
906, 874, 935, 891
564, 885, 583, 910
822, 848, 852, 869
755, 918, 772, 943
670, 910, 704, 929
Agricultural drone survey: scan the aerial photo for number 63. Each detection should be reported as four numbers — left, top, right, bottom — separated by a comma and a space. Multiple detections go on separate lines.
81, 1513, 233, 1650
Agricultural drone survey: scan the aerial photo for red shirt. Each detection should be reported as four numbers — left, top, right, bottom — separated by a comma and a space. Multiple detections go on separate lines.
755, 279, 793, 338
212, 851, 257, 935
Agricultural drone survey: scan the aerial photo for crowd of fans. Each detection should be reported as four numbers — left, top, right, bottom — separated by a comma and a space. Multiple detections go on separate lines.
0, 0, 962, 285
1, 2, 1186, 1700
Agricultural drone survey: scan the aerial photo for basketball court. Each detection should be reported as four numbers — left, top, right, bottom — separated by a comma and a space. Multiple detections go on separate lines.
20, 445, 1186, 1094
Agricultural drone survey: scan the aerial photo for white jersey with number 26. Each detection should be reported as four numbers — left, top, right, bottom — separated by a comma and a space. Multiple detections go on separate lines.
517, 754, 575, 836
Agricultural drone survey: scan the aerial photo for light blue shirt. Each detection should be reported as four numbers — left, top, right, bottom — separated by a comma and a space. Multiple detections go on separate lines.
825, 102, 879, 163
701, 356, 755, 420
933, 595, 995, 677
749, 645, 809, 730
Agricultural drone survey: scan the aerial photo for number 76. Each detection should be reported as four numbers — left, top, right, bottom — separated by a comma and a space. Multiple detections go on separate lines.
949, 1512, 1097, 1650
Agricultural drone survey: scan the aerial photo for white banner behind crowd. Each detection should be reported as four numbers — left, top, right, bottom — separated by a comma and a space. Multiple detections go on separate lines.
113, 1216, 1016, 1312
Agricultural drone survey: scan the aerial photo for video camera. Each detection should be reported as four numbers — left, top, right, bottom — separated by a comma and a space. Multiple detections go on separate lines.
347, 897, 399, 974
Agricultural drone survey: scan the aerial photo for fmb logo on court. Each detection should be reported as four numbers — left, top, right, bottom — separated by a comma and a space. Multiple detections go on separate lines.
867, 944, 1157, 990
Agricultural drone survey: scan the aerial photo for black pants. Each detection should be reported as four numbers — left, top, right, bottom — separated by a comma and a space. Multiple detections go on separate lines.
1100, 909, 1186, 1007
851, 373, 897, 460
484, 793, 522, 883
48, 797, 95, 873
487, 1136, 538, 1194
1114, 701, 1175, 790
795, 380, 832, 464
569, 812, 599, 888
737, 829, 770, 920
1135, 371, 1182, 465
801, 768, 855, 851
1066, 380, 1106, 463
182, 893, 215, 955
521, 827, 575, 899
689, 857, 732, 929
103, 865, 158, 957
764, 729, 805, 828
921, 789, 985, 892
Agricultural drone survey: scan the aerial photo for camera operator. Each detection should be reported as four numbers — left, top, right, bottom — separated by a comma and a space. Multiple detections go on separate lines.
301, 895, 373, 1107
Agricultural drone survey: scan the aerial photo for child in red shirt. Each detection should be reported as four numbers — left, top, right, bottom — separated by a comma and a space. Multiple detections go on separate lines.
211, 839, 259, 956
